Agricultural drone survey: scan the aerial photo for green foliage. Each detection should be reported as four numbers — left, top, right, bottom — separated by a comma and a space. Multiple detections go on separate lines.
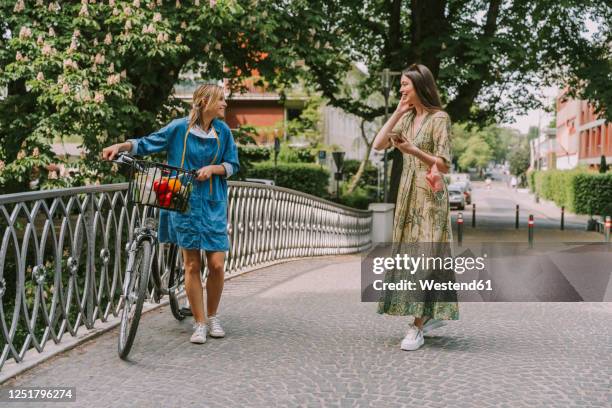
343, 159, 377, 188
338, 185, 372, 210
508, 140, 531, 177
599, 155, 608, 174
458, 136, 492, 170
530, 169, 612, 216
248, 162, 329, 197
238, 145, 272, 163
232, 125, 258, 145
0, 0, 309, 192
286, 95, 323, 143
277, 144, 316, 163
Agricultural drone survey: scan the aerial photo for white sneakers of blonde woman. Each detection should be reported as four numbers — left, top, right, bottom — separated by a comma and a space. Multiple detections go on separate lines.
190, 316, 225, 344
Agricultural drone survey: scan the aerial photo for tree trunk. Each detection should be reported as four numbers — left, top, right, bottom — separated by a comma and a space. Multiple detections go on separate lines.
347, 119, 373, 194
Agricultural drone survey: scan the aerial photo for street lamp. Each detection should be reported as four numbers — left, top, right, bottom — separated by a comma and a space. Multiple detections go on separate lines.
332, 151, 345, 201
381, 68, 401, 202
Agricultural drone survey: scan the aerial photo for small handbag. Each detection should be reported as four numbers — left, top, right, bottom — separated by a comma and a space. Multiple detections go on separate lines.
425, 162, 444, 192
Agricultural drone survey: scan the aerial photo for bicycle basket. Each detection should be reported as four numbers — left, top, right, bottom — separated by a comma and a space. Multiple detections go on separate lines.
126, 159, 195, 213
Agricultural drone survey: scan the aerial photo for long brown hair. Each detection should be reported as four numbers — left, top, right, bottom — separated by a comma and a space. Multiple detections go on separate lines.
401, 64, 443, 112
188, 83, 225, 130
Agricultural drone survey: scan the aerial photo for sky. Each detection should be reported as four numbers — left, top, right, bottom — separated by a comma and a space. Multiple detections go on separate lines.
503, 86, 558, 134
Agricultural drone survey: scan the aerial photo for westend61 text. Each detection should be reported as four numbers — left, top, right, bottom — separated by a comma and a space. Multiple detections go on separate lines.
373, 279, 493, 292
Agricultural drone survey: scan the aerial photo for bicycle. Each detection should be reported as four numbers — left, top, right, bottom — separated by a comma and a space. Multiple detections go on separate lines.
113, 153, 196, 359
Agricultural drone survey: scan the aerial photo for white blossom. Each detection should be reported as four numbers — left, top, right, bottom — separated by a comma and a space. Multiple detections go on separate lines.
19, 26, 32, 40
42, 44, 53, 55
14, 0, 25, 13
37, 35, 44, 45
48, 27, 56, 37
37, 72, 45, 81
109, 0, 115, 6
180, 21, 187, 29
209, 0, 216, 7
133, 0, 140, 7
62, 83, 70, 94
94, 92, 105, 103
153, 12, 162, 22
94, 53, 105, 65
15, 51, 24, 61
195, 0, 200, 6
125, 20, 132, 30
36, 0, 43, 7
175, 34, 182, 44
104, 33, 113, 45
109, 63, 115, 72
79, 4, 89, 17
175, 0, 181, 9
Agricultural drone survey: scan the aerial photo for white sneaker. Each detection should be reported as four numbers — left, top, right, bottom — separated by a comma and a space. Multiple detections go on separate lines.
401, 324, 424, 351
422, 318, 446, 334
208, 315, 225, 338
190, 322, 207, 344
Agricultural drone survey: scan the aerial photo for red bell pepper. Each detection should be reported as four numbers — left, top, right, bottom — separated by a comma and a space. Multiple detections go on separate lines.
159, 192, 173, 207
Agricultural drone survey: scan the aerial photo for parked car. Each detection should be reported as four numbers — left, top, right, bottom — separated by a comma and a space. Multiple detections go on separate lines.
448, 186, 466, 210
449, 181, 471, 204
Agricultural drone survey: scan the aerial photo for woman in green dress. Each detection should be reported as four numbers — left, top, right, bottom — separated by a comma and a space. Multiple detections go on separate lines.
372, 64, 459, 351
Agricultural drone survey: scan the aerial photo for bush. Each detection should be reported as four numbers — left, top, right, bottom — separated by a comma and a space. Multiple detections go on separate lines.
249, 162, 330, 198
530, 169, 612, 216
238, 145, 272, 163
277, 144, 316, 163
343, 159, 377, 187
338, 185, 375, 210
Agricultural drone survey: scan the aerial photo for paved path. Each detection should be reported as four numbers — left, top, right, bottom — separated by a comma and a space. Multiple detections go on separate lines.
3, 252, 611, 407
450, 181, 597, 231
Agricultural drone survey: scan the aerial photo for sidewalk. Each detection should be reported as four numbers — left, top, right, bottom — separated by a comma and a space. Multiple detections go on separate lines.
3, 254, 610, 407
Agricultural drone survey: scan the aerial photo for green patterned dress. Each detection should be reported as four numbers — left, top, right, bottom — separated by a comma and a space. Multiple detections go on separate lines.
377, 110, 459, 320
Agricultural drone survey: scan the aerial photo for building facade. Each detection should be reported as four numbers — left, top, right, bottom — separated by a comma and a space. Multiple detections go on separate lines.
545, 90, 612, 170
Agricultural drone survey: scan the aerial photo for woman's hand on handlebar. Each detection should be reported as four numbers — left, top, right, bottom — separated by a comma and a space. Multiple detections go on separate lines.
102, 144, 120, 161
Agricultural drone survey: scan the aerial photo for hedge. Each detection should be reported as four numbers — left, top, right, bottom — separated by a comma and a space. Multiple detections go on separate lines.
248, 162, 330, 198
238, 145, 272, 163
529, 169, 612, 216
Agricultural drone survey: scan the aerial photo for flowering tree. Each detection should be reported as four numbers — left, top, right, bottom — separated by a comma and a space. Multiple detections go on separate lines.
0, 0, 300, 192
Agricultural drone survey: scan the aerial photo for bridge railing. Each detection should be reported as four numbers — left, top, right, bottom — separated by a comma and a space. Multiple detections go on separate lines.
0, 182, 372, 371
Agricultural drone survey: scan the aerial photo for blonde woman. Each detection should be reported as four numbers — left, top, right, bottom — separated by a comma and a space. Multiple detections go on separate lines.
102, 84, 240, 344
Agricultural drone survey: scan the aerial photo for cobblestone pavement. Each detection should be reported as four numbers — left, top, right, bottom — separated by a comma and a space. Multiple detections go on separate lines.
3, 252, 611, 407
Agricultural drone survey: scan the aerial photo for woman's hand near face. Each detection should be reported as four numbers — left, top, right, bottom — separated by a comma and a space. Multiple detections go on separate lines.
395, 95, 412, 115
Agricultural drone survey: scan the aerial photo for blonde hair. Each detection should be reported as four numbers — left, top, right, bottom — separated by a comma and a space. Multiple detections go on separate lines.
189, 83, 225, 129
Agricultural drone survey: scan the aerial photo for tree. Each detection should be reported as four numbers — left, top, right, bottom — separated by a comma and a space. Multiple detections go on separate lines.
600, 155, 609, 174
0, 0, 305, 192
527, 126, 540, 141
282, 0, 611, 202
458, 136, 493, 170
508, 140, 530, 178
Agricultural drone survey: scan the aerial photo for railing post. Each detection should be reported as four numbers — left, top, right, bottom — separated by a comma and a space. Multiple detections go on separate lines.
472, 203, 476, 228
457, 212, 463, 247
605, 216, 611, 243
515, 205, 519, 229
86, 192, 95, 327
528, 214, 534, 248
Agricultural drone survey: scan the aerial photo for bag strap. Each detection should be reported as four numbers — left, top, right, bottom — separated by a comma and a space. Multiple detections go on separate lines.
180, 123, 221, 195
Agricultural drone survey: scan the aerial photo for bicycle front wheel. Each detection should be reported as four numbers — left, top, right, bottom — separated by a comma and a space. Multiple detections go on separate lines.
118, 239, 152, 359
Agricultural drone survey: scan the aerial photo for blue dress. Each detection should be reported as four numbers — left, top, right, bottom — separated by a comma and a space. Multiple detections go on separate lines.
128, 117, 240, 252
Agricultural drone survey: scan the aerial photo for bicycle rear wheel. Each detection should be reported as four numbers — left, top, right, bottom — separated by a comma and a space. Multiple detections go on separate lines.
167, 244, 187, 321
118, 240, 152, 359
